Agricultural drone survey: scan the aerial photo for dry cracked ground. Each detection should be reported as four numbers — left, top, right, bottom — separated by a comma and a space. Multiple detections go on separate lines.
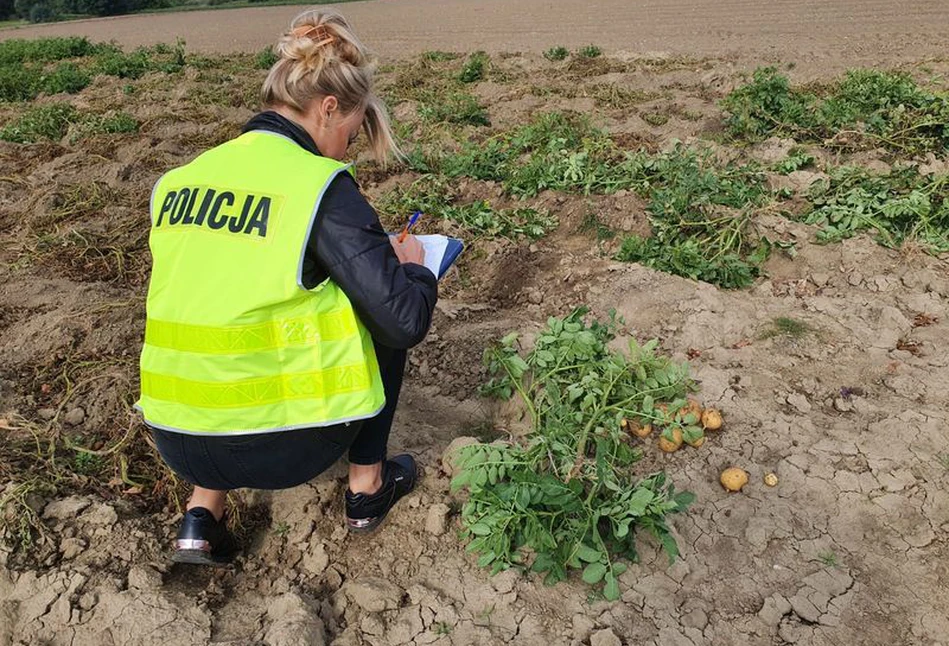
4, 227, 948, 646
1, 26, 949, 646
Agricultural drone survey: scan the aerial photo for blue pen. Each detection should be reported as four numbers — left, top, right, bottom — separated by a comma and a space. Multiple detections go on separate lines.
397, 211, 422, 243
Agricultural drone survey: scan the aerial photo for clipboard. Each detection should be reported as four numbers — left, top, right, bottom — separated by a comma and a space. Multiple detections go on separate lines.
415, 234, 465, 280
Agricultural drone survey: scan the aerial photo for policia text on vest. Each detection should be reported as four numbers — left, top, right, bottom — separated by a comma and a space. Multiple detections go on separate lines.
155, 185, 281, 238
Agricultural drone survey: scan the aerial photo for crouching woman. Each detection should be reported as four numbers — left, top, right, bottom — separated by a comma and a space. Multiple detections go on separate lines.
137, 10, 436, 565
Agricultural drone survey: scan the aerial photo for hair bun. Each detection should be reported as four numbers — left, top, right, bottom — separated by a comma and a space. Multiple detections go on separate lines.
277, 27, 329, 59
274, 25, 341, 81
261, 9, 399, 163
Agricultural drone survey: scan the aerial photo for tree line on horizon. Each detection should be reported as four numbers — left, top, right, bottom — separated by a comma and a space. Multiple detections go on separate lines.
0, 0, 275, 23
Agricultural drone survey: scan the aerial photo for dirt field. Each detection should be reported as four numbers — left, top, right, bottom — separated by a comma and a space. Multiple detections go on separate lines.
3, 0, 949, 75
2, 5, 949, 646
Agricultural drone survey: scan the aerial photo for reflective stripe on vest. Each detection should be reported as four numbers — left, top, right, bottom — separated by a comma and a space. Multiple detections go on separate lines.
144, 310, 357, 354
137, 131, 385, 435
141, 363, 373, 409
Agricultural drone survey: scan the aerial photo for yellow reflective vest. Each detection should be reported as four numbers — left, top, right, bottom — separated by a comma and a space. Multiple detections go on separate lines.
137, 131, 385, 435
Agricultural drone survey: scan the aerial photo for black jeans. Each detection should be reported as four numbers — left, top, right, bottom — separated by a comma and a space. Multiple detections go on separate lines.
152, 345, 407, 490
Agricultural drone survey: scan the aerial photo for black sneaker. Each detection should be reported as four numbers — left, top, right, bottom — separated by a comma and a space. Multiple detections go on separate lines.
345, 454, 419, 533
171, 507, 238, 567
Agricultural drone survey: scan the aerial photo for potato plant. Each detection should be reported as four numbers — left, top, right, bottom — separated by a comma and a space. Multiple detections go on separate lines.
805, 165, 949, 253
722, 67, 949, 155
452, 310, 697, 600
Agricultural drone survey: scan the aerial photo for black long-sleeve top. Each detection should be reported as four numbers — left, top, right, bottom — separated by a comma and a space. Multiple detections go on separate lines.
242, 112, 437, 349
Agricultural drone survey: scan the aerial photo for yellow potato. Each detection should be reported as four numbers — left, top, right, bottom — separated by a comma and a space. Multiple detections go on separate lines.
679, 399, 703, 420
764, 473, 779, 487
634, 423, 653, 439
701, 408, 723, 431
685, 434, 706, 448
658, 428, 683, 453
720, 467, 749, 492
623, 418, 653, 438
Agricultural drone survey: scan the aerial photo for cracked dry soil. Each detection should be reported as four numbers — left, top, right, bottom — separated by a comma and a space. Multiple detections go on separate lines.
4, 220, 947, 646
2, 40, 949, 646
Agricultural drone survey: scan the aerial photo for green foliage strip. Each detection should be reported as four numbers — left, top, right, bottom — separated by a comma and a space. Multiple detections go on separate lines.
805, 166, 949, 253
722, 67, 949, 154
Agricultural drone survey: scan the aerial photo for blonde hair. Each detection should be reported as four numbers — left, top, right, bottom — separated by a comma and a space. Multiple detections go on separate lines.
261, 9, 401, 163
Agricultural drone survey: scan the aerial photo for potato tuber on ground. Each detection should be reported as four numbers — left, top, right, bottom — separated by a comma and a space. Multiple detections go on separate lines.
720, 467, 749, 492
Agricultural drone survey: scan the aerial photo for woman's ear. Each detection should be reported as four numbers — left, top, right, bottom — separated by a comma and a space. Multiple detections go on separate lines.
320, 95, 339, 123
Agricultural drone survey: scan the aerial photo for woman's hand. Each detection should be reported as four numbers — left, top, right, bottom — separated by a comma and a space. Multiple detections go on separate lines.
389, 234, 425, 266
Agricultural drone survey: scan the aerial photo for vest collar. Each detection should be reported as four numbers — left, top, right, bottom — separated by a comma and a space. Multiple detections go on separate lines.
242, 111, 322, 157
